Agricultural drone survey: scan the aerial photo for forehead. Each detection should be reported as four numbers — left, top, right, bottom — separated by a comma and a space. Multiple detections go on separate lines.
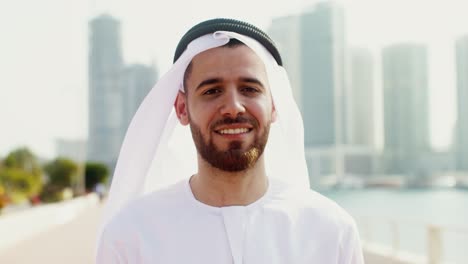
187, 45, 268, 85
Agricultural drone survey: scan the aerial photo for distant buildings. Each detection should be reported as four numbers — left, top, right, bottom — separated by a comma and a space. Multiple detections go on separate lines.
55, 139, 87, 163
88, 15, 157, 171
301, 2, 348, 147
382, 44, 430, 176
349, 48, 375, 147
88, 14, 124, 169
269, 3, 383, 184
122, 64, 158, 128
269, 2, 348, 148
268, 3, 468, 185
268, 15, 302, 111
455, 35, 468, 171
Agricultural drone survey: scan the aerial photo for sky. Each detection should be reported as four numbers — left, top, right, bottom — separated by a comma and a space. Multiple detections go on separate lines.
1, 0, 467, 159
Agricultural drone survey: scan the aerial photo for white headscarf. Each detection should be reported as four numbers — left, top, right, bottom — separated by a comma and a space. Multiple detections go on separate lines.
98, 30, 310, 242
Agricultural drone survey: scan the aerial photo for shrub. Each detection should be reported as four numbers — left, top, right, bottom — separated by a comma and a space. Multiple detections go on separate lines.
0, 168, 42, 203
85, 162, 109, 191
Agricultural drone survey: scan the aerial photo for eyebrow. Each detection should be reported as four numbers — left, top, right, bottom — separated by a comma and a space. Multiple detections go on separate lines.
196, 77, 265, 91
196, 78, 222, 91
239, 77, 265, 89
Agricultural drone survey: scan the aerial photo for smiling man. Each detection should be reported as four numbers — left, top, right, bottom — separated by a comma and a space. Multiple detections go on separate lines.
97, 18, 364, 264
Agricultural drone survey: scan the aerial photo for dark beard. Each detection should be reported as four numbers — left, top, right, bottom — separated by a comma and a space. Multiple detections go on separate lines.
189, 116, 269, 172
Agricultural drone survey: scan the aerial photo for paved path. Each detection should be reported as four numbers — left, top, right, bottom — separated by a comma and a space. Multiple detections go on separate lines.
0, 203, 102, 264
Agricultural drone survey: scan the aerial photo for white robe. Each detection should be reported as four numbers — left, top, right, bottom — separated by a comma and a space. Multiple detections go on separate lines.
97, 178, 364, 264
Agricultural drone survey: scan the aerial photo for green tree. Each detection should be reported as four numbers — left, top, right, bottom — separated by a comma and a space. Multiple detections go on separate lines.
1, 148, 44, 203
4, 147, 42, 177
85, 162, 109, 191
0, 168, 42, 203
40, 158, 79, 202
44, 158, 79, 189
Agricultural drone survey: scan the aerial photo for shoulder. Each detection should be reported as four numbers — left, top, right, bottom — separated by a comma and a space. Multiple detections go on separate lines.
97, 180, 190, 262
102, 179, 188, 238
268, 180, 358, 233
267, 182, 362, 258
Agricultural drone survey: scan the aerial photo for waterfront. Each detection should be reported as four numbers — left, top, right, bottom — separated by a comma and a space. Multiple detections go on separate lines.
321, 188, 468, 263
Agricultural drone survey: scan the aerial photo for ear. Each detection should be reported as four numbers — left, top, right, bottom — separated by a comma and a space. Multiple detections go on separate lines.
175, 91, 190, 126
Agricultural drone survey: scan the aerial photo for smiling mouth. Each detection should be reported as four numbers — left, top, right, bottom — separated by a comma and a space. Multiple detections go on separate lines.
216, 128, 252, 135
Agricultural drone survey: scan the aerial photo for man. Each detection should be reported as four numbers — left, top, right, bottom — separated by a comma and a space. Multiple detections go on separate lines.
97, 18, 364, 263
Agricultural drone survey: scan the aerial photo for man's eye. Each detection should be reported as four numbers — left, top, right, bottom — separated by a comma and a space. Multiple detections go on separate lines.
242, 87, 259, 93
203, 88, 221, 95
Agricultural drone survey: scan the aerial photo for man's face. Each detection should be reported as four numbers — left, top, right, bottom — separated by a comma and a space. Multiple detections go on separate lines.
175, 44, 277, 172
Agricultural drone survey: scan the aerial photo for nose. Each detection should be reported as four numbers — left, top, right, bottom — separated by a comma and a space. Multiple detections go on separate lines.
219, 88, 246, 117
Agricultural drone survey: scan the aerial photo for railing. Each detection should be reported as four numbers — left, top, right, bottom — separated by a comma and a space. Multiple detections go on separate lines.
357, 216, 468, 264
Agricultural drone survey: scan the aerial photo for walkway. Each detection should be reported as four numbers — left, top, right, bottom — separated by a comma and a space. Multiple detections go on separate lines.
0, 203, 102, 264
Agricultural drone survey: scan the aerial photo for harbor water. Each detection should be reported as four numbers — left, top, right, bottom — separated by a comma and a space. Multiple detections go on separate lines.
320, 188, 468, 263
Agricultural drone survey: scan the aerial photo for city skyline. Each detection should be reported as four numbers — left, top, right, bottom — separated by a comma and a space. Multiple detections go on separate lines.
88, 14, 157, 169
88, 14, 125, 168
1, 0, 467, 158
382, 43, 430, 175
455, 35, 468, 171
349, 48, 375, 147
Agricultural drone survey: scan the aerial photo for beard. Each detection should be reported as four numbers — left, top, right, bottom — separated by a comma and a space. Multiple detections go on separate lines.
189, 115, 270, 172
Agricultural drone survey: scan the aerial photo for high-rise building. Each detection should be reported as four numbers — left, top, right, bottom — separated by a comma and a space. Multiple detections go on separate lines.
56, 139, 87, 163
269, 3, 348, 183
269, 2, 347, 147
122, 64, 158, 128
268, 15, 303, 111
88, 14, 124, 169
455, 35, 468, 171
349, 48, 375, 147
382, 44, 430, 175
300, 2, 347, 147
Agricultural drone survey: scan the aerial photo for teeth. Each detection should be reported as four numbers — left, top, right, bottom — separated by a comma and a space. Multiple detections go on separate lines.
219, 128, 249, 134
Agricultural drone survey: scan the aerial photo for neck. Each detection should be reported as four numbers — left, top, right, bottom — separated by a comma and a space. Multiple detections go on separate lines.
189, 156, 268, 207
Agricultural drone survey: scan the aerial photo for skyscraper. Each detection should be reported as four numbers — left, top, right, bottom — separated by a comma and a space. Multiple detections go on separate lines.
56, 139, 87, 163
122, 64, 158, 128
349, 48, 375, 147
88, 14, 124, 169
269, 2, 347, 147
382, 44, 429, 175
301, 2, 347, 147
269, 2, 348, 181
455, 35, 468, 171
268, 15, 303, 111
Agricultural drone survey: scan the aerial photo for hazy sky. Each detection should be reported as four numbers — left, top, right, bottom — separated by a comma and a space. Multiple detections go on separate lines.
1, 0, 467, 158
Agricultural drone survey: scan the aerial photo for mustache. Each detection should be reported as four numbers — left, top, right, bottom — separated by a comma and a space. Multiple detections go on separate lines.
210, 116, 258, 130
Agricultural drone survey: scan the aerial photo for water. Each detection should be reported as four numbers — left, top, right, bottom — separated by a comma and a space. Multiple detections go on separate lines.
319, 188, 468, 263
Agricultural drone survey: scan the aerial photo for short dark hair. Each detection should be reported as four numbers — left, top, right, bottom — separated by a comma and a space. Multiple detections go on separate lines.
183, 39, 245, 93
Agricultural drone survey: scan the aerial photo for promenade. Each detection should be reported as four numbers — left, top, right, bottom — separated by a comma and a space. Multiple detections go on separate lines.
0, 203, 102, 264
